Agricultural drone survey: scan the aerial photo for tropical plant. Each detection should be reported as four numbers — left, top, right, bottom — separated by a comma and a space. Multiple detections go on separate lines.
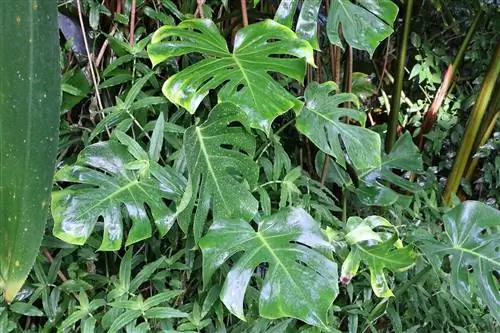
0, 0, 499, 332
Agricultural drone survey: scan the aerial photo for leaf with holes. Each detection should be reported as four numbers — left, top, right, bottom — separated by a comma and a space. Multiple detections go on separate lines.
327, 0, 398, 56
295, 81, 381, 171
51, 137, 185, 250
354, 132, 423, 206
341, 216, 416, 298
148, 19, 314, 132
181, 103, 259, 242
418, 201, 500, 321
199, 207, 338, 328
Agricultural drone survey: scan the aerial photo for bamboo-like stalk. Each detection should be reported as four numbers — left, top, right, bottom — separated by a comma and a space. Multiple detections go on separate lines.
418, 10, 483, 149
385, 0, 414, 153
463, 82, 500, 181
443, 42, 500, 204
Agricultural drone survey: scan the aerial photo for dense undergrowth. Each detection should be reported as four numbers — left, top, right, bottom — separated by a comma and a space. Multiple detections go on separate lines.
0, 0, 499, 332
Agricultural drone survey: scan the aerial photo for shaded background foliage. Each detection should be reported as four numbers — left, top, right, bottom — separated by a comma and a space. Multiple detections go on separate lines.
0, 0, 499, 332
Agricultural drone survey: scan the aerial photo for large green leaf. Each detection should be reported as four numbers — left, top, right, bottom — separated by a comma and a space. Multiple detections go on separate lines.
274, 0, 322, 49
419, 201, 500, 321
199, 207, 338, 328
341, 216, 416, 297
148, 19, 314, 132
296, 81, 381, 171
354, 132, 423, 206
327, 0, 398, 56
182, 103, 259, 242
0, 1, 60, 302
316, 132, 423, 206
51, 136, 185, 250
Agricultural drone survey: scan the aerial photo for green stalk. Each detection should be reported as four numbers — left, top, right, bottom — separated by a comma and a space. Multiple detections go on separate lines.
464, 82, 500, 181
385, 0, 414, 153
418, 9, 483, 149
443, 42, 500, 204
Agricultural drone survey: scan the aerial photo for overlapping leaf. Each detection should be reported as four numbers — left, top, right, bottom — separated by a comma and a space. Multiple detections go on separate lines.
418, 201, 500, 321
148, 19, 314, 132
354, 132, 423, 206
275, 0, 322, 49
296, 81, 381, 171
327, 0, 399, 56
341, 216, 416, 297
51, 137, 185, 250
199, 208, 338, 327
316, 132, 423, 206
181, 103, 259, 242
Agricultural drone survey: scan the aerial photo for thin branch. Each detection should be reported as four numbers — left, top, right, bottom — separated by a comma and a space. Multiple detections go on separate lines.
76, 0, 103, 111
129, 0, 137, 46
241, 0, 249, 27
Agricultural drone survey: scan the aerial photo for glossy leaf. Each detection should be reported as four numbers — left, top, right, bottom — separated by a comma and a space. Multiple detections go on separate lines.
341, 216, 416, 297
275, 0, 322, 49
182, 103, 259, 242
327, 0, 398, 56
199, 208, 338, 327
296, 81, 381, 170
0, 0, 60, 302
51, 137, 185, 250
419, 201, 500, 321
354, 132, 423, 206
148, 19, 314, 132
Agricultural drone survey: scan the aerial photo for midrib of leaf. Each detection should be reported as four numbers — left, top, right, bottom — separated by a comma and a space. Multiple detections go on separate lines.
195, 127, 230, 213
450, 246, 499, 267
74, 179, 140, 221
232, 55, 258, 109
255, 232, 304, 297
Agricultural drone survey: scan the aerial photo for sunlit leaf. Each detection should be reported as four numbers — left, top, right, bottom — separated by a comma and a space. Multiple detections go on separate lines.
148, 19, 314, 132
199, 207, 338, 327
341, 216, 416, 297
327, 0, 398, 56
418, 201, 500, 321
51, 138, 185, 250
181, 103, 259, 242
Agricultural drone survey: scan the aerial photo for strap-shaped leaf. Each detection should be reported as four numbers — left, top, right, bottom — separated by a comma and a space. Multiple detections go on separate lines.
341, 216, 416, 297
327, 0, 398, 56
148, 19, 315, 132
182, 103, 259, 242
199, 208, 338, 328
296, 81, 381, 170
419, 201, 500, 321
51, 139, 185, 250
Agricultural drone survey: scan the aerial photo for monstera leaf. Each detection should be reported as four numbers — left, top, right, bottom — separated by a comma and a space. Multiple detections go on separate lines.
327, 0, 398, 56
341, 216, 416, 298
354, 132, 423, 206
296, 81, 381, 171
199, 208, 338, 328
182, 103, 259, 242
51, 136, 185, 250
274, 0, 322, 49
148, 19, 314, 132
419, 201, 500, 321
316, 132, 423, 206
